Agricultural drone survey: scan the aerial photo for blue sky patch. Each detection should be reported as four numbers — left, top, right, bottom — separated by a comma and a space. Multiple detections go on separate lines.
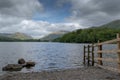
33, 0, 72, 23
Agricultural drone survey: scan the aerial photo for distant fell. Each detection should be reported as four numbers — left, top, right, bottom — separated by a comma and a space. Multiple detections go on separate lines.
54, 19, 120, 43
99, 20, 120, 28
0, 32, 32, 40
41, 31, 69, 41
11, 32, 32, 40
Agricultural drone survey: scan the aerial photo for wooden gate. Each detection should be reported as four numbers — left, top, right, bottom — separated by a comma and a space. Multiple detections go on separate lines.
83, 33, 120, 73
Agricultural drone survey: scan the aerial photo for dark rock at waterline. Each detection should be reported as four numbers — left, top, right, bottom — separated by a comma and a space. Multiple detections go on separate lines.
2, 59, 36, 71
18, 58, 25, 64
2, 64, 23, 71
24, 61, 35, 68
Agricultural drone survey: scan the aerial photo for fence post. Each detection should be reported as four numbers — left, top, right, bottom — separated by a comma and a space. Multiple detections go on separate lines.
97, 41, 103, 65
83, 45, 86, 65
92, 44, 94, 66
117, 33, 120, 69
88, 45, 90, 66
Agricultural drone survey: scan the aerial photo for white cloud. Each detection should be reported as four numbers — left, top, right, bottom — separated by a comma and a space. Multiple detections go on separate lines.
0, 0, 43, 19
63, 0, 120, 27
0, 19, 83, 38
1, 0, 120, 38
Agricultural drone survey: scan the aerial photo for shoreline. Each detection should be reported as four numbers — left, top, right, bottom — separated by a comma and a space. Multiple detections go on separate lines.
0, 66, 120, 80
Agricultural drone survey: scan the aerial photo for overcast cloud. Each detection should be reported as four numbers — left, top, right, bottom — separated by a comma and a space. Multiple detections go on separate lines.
66, 0, 120, 26
0, 0, 120, 38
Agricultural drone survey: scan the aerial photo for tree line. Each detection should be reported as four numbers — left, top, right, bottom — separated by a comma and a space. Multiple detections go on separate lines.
53, 27, 120, 43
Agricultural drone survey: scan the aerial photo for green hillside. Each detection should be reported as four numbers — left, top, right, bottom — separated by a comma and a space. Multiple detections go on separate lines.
11, 32, 32, 40
0, 32, 33, 41
54, 20, 120, 43
41, 31, 69, 41
0, 36, 16, 41
99, 20, 120, 29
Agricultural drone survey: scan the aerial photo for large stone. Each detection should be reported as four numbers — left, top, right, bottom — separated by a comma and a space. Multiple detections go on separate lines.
18, 58, 25, 64
24, 61, 35, 68
2, 64, 23, 71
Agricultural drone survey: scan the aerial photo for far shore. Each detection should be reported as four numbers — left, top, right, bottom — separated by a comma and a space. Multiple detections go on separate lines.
0, 66, 120, 80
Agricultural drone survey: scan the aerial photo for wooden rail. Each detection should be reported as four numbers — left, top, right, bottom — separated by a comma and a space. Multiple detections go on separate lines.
83, 33, 120, 73
83, 44, 94, 66
94, 58, 119, 62
97, 50, 120, 53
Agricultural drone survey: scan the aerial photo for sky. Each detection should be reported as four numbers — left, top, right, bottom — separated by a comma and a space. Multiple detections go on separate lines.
0, 0, 120, 38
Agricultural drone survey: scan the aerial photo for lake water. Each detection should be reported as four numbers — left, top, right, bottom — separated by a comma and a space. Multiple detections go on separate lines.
0, 42, 118, 75
0, 42, 85, 75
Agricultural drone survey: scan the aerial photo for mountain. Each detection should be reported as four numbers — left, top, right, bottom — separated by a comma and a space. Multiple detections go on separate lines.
98, 20, 120, 28
0, 32, 32, 40
11, 32, 32, 40
41, 31, 69, 41
0, 33, 12, 38
54, 20, 120, 43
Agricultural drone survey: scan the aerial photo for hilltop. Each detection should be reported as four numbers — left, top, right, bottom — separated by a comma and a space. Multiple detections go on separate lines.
99, 20, 120, 29
0, 32, 32, 41
54, 20, 120, 43
41, 31, 69, 41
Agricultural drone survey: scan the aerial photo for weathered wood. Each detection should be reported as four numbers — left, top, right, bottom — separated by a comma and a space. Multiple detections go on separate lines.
85, 56, 93, 59
117, 33, 120, 70
87, 45, 90, 66
83, 46, 86, 65
97, 41, 103, 65
92, 44, 94, 66
97, 50, 120, 53
96, 64, 120, 73
95, 38, 120, 45
82, 33, 120, 72
85, 51, 93, 53
85, 45, 93, 47
95, 58, 119, 62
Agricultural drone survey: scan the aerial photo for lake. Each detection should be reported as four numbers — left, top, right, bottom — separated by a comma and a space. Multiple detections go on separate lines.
0, 42, 85, 75
0, 42, 118, 75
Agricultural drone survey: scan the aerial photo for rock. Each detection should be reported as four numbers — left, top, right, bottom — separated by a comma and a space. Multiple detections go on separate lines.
18, 58, 25, 64
24, 61, 35, 68
2, 64, 23, 71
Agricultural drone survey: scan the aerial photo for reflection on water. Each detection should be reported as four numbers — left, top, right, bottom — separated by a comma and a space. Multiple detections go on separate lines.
0, 42, 84, 75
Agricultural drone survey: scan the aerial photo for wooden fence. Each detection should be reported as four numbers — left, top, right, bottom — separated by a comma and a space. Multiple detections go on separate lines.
83, 33, 120, 73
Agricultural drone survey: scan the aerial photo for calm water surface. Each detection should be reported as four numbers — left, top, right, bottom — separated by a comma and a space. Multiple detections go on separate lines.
0, 42, 85, 75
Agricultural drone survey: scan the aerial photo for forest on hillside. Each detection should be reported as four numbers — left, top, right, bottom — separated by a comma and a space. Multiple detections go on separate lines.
53, 27, 120, 43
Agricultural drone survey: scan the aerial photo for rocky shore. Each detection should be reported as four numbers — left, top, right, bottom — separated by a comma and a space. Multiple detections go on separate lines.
0, 66, 120, 80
